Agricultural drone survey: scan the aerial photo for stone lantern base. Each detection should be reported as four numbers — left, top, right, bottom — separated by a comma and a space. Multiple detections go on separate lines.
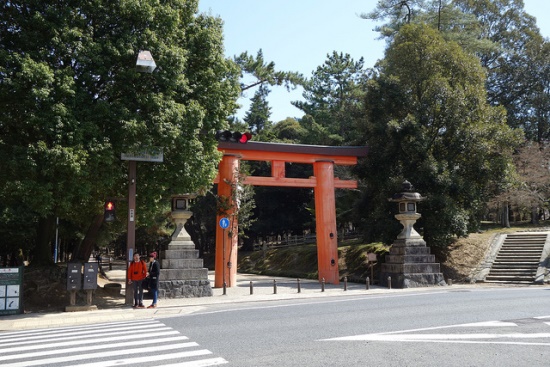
379, 238, 446, 288
157, 205, 213, 299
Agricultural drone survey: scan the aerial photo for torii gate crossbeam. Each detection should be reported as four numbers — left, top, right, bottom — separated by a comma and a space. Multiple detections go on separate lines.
214, 141, 368, 287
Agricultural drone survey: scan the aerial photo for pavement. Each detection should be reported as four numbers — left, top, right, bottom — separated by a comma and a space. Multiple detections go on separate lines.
0, 262, 535, 332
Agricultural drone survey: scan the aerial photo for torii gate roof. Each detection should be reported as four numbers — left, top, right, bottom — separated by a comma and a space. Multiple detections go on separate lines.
218, 141, 368, 165
216, 141, 368, 188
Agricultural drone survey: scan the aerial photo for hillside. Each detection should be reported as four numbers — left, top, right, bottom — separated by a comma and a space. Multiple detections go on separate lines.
238, 224, 549, 284
21, 223, 548, 313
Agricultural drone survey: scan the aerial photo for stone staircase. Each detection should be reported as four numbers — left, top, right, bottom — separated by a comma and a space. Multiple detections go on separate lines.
484, 233, 547, 284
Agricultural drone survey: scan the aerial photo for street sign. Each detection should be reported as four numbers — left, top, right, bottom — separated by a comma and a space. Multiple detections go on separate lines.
219, 217, 230, 229
121, 147, 163, 162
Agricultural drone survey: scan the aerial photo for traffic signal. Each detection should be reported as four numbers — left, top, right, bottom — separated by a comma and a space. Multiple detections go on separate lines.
216, 130, 252, 143
104, 201, 116, 222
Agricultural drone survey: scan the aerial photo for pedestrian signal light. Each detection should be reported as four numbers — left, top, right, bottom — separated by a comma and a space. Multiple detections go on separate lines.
239, 132, 252, 143
104, 201, 116, 222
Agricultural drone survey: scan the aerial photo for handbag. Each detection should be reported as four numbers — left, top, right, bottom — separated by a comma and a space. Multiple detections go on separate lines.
142, 277, 150, 289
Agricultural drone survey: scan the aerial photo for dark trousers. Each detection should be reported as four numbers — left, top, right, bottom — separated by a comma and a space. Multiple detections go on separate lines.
132, 280, 144, 305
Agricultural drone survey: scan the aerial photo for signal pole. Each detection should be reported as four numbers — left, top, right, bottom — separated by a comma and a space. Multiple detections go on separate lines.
126, 160, 137, 305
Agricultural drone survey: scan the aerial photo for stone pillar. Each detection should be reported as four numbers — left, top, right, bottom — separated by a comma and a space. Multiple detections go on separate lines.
380, 181, 446, 288
158, 195, 212, 298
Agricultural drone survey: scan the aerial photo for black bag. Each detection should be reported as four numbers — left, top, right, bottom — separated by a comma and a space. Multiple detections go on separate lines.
142, 277, 150, 289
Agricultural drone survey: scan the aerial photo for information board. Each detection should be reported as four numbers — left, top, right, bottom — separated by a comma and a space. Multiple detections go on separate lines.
0, 267, 24, 315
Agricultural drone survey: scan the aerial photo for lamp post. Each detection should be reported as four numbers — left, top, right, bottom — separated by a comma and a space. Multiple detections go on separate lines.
121, 50, 158, 305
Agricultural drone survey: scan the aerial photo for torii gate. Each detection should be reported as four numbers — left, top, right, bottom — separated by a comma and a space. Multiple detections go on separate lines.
214, 141, 368, 287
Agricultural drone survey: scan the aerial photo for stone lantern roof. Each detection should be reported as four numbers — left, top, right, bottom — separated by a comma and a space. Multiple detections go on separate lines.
389, 180, 426, 203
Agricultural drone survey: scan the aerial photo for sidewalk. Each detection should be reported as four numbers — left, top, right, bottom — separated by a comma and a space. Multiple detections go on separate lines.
0, 263, 483, 332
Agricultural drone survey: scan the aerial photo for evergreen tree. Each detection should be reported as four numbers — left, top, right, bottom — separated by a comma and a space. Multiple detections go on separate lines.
293, 52, 366, 145
0, 0, 240, 264
244, 84, 272, 134
356, 24, 522, 247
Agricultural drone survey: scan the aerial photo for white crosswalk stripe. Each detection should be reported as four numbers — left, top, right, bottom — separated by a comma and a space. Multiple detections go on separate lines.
0, 319, 228, 367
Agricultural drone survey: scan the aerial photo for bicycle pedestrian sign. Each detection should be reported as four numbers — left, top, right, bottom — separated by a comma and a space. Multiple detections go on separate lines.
219, 217, 230, 229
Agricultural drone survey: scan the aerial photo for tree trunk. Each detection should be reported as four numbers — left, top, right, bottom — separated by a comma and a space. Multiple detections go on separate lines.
31, 216, 56, 266
501, 202, 510, 228
531, 204, 539, 224
72, 214, 105, 261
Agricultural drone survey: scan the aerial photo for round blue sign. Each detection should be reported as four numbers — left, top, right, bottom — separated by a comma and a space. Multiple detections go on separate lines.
219, 217, 230, 229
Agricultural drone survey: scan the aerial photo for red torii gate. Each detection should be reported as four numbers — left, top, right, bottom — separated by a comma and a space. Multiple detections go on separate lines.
214, 141, 368, 287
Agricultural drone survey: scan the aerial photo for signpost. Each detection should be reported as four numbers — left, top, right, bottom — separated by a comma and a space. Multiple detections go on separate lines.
219, 218, 230, 294
120, 147, 163, 305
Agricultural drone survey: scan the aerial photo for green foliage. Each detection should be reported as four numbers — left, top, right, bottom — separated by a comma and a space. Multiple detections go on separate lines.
0, 0, 241, 263
357, 24, 523, 247
293, 51, 367, 145
234, 49, 305, 92
244, 84, 272, 134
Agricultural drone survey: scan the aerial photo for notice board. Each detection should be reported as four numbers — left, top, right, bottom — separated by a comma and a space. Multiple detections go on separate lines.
0, 267, 24, 315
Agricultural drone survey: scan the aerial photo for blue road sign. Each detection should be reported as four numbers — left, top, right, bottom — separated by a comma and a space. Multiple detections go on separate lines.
219, 217, 230, 229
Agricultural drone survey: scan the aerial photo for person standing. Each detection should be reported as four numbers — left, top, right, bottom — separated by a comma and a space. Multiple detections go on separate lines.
147, 252, 160, 308
127, 253, 147, 308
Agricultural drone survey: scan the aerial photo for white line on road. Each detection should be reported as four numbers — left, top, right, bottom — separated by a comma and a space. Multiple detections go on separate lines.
326, 333, 550, 341
321, 316, 550, 346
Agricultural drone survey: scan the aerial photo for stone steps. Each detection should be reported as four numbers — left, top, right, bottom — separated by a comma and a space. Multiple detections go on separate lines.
484, 233, 546, 284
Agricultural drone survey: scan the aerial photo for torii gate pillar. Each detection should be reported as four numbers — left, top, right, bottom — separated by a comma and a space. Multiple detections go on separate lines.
314, 160, 339, 284
214, 141, 368, 288
214, 154, 239, 288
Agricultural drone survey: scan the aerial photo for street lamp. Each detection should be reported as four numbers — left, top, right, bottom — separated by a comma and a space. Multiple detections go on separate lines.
136, 50, 156, 73
121, 50, 157, 305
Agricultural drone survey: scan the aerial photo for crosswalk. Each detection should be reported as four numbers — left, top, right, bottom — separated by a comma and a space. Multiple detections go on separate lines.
0, 319, 228, 366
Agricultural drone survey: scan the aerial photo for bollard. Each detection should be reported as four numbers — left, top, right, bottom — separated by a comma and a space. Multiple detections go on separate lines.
69, 290, 76, 306
448, 279, 453, 286
321, 278, 325, 292
273, 279, 277, 294
344, 276, 347, 291
366, 277, 370, 290
387, 276, 391, 289
297, 278, 301, 293
250, 281, 254, 295
86, 290, 93, 306
109, 258, 112, 271
223, 282, 227, 295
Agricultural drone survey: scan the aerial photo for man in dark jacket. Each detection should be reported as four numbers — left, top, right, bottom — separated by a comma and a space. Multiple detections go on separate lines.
147, 252, 160, 308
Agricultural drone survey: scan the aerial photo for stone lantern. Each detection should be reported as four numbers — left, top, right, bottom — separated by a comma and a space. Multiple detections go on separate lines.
379, 180, 446, 288
170, 194, 196, 241
389, 180, 425, 240
158, 194, 212, 298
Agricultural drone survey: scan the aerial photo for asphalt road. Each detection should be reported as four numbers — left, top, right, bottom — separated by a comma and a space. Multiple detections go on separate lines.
3, 286, 549, 366
165, 286, 550, 366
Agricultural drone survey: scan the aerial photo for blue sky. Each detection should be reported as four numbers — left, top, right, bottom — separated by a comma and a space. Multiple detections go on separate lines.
198, 0, 550, 123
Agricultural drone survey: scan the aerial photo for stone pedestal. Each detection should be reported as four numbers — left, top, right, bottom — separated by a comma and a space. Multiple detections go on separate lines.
158, 201, 212, 298
379, 238, 446, 288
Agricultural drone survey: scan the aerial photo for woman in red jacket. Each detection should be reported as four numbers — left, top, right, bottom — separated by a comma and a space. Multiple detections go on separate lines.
127, 252, 147, 308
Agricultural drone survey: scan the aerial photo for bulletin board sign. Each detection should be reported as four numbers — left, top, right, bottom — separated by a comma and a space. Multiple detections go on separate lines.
0, 267, 24, 316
